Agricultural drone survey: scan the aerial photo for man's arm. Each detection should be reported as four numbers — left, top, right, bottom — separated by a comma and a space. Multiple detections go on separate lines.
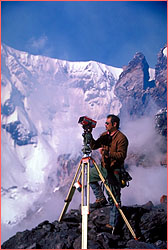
90, 133, 107, 150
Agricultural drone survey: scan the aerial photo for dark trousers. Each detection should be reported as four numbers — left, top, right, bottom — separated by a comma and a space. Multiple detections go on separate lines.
90, 164, 121, 227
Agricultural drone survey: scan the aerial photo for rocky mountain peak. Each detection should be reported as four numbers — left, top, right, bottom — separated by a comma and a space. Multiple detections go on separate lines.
114, 52, 151, 117
118, 52, 149, 88
114, 45, 167, 117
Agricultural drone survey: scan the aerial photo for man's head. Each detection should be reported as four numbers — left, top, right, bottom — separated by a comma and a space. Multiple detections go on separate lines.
105, 114, 120, 132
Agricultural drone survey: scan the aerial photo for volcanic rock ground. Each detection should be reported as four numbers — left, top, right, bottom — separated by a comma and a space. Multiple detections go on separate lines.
2, 199, 167, 249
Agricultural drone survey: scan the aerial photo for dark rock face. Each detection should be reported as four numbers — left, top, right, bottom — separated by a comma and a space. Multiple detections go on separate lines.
115, 46, 167, 117
152, 46, 167, 108
1, 99, 15, 116
118, 52, 150, 90
115, 52, 151, 117
2, 201, 167, 249
155, 108, 167, 137
2, 121, 37, 146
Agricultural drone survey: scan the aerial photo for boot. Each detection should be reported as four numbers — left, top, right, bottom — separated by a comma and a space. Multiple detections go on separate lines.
90, 197, 107, 208
105, 224, 116, 234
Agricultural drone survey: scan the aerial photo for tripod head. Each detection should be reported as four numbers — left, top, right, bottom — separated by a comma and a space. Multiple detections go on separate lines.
82, 129, 92, 155
78, 116, 97, 156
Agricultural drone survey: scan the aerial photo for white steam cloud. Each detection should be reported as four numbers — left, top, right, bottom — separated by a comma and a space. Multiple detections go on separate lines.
121, 115, 167, 205
122, 165, 167, 206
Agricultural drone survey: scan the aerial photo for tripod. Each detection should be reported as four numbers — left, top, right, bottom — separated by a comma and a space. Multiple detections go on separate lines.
59, 130, 137, 249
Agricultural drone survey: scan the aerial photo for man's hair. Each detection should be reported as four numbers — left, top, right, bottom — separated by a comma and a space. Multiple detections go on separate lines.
107, 114, 120, 129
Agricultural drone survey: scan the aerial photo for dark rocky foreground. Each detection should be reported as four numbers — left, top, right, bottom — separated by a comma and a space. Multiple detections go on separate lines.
2, 200, 167, 249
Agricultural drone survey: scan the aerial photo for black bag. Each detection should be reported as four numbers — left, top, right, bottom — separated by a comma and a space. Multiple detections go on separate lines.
120, 168, 132, 188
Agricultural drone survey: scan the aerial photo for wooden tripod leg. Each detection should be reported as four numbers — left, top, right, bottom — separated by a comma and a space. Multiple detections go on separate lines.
91, 158, 138, 240
58, 160, 82, 222
81, 160, 90, 249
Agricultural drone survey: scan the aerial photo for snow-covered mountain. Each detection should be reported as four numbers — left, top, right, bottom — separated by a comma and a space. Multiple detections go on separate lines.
1, 44, 124, 241
1, 43, 167, 243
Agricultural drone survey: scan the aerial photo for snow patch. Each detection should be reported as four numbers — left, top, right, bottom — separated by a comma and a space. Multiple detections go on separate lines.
163, 47, 167, 57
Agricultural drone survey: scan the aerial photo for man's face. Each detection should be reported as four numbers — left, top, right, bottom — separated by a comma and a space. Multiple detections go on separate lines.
105, 118, 117, 132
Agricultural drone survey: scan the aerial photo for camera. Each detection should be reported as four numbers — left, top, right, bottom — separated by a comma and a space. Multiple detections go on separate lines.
78, 116, 97, 130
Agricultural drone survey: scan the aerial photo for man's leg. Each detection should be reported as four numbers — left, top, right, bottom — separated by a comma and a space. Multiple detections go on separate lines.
89, 164, 108, 208
108, 185, 121, 227
105, 171, 121, 231
89, 182, 105, 200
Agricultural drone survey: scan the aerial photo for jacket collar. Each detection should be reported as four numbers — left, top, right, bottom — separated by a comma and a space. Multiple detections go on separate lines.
107, 130, 119, 139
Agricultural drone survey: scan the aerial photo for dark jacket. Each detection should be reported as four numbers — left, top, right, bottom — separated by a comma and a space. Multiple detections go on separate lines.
90, 130, 128, 170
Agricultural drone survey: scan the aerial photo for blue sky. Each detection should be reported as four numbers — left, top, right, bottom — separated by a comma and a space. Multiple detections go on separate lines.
1, 1, 167, 68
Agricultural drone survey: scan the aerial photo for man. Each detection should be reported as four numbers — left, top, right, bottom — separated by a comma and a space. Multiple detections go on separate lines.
89, 114, 128, 232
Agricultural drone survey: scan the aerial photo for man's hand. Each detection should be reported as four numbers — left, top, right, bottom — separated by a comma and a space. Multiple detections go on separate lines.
88, 128, 93, 133
103, 149, 110, 158
84, 127, 93, 133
